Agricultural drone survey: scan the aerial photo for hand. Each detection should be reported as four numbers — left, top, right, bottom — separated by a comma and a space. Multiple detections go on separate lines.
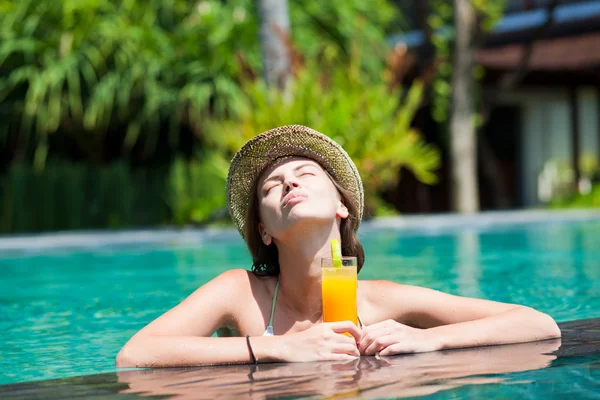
358, 319, 440, 356
279, 321, 361, 362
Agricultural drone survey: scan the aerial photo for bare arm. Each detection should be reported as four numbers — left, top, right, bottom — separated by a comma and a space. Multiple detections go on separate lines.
427, 304, 560, 350
116, 269, 361, 367
359, 281, 560, 355
116, 269, 273, 367
116, 334, 281, 367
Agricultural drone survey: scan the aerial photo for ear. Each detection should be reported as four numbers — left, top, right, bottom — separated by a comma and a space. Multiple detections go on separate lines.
258, 223, 272, 246
336, 201, 349, 219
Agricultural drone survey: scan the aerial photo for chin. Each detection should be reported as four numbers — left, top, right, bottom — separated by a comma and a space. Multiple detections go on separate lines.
285, 212, 335, 230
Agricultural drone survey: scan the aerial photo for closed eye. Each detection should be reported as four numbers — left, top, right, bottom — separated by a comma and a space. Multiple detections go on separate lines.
297, 165, 319, 177
264, 183, 281, 194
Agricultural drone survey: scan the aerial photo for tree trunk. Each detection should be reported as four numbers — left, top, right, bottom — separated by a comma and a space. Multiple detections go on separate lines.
257, 0, 292, 92
450, 0, 479, 213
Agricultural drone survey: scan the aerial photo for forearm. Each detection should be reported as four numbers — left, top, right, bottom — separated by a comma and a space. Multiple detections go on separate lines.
429, 306, 561, 351
116, 335, 282, 368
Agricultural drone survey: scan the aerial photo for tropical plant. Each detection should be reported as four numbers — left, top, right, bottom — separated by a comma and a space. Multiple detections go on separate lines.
167, 151, 230, 226
580, 153, 599, 180
0, 0, 401, 170
0, 0, 259, 170
0, 0, 436, 230
0, 160, 170, 233
424, 0, 507, 123
549, 184, 600, 209
207, 53, 440, 216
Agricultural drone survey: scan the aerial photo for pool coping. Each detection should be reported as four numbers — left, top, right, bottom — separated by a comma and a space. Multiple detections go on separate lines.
1, 208, 599, 251
1, 317, 599, 398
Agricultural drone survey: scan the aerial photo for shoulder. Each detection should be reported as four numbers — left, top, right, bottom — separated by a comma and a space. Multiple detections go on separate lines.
187, 269, 274, 324
211, 268, 253, 287
197, 268, 246, 293
204, 269, 277, 304
203, 269, 277, 333
187, 269, 254, 306
203, 269, 270, 297
130, 269, 263, 338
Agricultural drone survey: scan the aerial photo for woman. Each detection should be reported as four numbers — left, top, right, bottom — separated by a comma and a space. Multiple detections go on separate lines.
116, 125, 560, 367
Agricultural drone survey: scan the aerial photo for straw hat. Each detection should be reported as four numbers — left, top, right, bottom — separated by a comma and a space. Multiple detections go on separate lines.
226, 125, 364, 238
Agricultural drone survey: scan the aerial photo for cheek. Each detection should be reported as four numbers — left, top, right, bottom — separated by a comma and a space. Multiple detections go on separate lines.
310, 192, 341, 216
258, 199, 280, 226
315, 181, 341, 205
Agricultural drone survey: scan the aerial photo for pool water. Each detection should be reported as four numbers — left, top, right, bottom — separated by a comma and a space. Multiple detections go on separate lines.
1, 215, 599, 388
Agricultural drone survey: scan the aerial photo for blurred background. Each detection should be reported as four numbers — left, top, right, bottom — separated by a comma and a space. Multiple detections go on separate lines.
1, 0, 599, 234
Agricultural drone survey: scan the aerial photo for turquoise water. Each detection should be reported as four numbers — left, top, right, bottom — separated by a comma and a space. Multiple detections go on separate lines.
1, 217, 599, 386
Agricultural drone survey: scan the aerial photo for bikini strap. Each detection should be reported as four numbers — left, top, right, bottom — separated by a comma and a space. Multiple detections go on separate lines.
268, 280, 279, 327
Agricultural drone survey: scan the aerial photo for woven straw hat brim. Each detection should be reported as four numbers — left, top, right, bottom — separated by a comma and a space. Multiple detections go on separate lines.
226, 125, 364, 238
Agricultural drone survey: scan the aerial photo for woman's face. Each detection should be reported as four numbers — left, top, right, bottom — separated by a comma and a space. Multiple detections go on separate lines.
256, 157, 348, 243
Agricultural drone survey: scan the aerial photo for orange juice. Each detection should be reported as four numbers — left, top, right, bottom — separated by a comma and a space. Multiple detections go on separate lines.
321, 266, 357, 324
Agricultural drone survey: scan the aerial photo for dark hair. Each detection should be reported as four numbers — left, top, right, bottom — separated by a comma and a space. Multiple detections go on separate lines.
244, 171, 365, 276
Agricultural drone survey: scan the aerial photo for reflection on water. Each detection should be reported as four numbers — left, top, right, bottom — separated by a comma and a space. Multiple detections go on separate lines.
117, 339, 560, 399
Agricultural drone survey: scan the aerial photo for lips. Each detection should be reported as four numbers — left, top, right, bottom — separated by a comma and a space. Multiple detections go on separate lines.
282, 192, 308, 208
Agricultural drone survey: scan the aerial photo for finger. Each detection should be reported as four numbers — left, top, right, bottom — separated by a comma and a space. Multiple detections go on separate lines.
336, 333, 360, 346
359, 320, 397, 341
362, 335, 397, 356
378, 343, 414, 357
358, 333, 374, 353
329, 321, 362, 342
331, 343, 360, 357
360, 319, 388, 333
358, 327, 394, 353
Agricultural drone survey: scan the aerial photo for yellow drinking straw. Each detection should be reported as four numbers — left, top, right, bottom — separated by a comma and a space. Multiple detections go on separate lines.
330, 239, 342, 267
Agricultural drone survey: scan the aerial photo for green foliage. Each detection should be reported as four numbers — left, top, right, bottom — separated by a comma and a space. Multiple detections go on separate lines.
167, 152, 229, 226
290, 0, 398, 77
539, 155, 600, 208
0, 0, 437, 230
472, 0, 507, 31
427, 0, 507, 123
0, 0, 258, 166
0, 0, 402, 168
427, 0, 454, 123
0, 155, 235, 232
0, 161, 170, 233
208, 56, 440, 216
549, 184, 600, 209
580, 153, 599, 179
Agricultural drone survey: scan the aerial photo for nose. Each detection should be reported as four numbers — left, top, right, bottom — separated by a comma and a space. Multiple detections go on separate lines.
284, 179, 300, 194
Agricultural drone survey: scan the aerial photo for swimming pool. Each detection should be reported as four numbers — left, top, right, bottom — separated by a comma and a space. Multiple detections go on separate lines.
1, 211, 599, 396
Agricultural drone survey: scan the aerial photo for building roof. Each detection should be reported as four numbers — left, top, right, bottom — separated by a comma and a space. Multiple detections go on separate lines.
389, 0, 600, 49
493, 1, 600, 35
477, 31, 600, 70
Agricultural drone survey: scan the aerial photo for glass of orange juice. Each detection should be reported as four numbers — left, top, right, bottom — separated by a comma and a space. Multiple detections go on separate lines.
321, 256, 357, 325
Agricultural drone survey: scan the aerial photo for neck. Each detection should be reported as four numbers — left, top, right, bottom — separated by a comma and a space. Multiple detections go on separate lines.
274, 221, 341, 319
